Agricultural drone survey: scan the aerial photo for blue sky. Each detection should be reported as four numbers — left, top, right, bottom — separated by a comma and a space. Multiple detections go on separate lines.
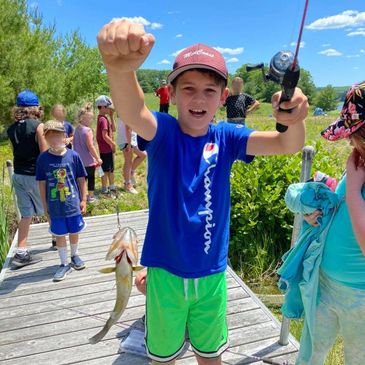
28, 0, 365, 87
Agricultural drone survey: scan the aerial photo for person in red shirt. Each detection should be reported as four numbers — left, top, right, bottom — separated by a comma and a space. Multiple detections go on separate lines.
155, 80, 170, 113
95, 95, 116, 194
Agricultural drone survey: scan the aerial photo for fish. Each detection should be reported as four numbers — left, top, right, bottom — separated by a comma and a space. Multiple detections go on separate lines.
89, 226, 142, 344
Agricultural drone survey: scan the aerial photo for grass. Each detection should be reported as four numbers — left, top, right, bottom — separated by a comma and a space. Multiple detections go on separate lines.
268, 306, 345, 365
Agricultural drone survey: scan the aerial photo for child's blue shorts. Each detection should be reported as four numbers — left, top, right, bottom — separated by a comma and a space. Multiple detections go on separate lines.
49, 215, 86, 236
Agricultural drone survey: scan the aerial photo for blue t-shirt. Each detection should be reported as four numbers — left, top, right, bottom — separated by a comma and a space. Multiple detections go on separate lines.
64, 121, 74, 149
36, 149, 87, 219
138, 112, 254, 278
321, 175, 365, 289
64, 121, 74, 138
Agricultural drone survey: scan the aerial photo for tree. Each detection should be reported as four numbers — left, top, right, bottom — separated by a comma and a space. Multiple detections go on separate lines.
315, 85, 338, 111
234, 64, 316, 104
0, 0, 106, 131
298, 69, 316, 104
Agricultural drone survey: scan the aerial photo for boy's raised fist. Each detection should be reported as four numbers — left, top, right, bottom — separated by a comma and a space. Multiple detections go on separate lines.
97, 19, 155, 73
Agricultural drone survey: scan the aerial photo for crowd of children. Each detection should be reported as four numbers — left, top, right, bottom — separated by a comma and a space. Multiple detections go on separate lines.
7, 90, 146, 281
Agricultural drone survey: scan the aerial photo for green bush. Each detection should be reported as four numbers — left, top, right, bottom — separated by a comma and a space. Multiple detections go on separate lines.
229, 140, 347, 280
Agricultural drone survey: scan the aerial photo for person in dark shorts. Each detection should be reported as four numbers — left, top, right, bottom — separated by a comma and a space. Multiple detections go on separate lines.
155, 80, 170, 113
95, 95, 116, 194
7, 90, 48, 268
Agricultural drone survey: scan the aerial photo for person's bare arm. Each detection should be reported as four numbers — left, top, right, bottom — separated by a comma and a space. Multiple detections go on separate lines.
246, 100, 260, 114
35, 123, 48, 152
38, 181, 48, 218
77, 177, 87, 214
85, 130, 102, 165
346, 150, 365, 255
246, 88, 308, 156
108, 111, 116, 133
97, 19, 156, 141
125, 125, 132, 145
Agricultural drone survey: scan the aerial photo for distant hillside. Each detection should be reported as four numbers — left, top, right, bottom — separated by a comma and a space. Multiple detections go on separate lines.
316, 86, 349, 101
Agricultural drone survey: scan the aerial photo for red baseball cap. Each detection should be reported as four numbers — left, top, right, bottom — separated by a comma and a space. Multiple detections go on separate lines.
167, 44, 228, 84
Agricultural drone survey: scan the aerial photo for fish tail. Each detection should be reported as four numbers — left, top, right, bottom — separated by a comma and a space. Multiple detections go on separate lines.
89, 317, 115, 344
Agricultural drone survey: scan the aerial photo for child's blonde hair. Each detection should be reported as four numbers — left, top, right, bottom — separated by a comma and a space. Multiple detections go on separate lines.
11, 106, 41, 121
232, 76, 243, 84
77, 102, 94, 122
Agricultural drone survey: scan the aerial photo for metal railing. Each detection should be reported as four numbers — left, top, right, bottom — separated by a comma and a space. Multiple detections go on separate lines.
278, 145, 315, 346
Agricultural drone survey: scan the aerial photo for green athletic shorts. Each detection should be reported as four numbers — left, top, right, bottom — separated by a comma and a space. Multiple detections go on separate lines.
145, 267, 229, 362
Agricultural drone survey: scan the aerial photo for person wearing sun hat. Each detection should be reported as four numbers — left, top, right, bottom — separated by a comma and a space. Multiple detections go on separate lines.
296, 81, 365, 365
7, 90, 48, 268
96, 19, 308, 364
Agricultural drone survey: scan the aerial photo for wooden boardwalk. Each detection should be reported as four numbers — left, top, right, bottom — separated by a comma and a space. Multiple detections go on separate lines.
0, 210, 299, 364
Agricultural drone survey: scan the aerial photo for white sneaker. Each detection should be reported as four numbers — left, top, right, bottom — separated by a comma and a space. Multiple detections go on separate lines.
124, 183, 138, 195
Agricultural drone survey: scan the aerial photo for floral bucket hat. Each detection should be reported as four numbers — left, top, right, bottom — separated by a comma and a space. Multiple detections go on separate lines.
321, 81, 365, 141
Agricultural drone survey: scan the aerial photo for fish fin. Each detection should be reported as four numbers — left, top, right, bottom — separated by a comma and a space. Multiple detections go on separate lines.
99, 267, 116, 274
132, 265, 145, 272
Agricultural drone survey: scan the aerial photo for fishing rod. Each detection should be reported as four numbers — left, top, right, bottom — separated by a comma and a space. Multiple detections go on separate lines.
246, 0, 309, 133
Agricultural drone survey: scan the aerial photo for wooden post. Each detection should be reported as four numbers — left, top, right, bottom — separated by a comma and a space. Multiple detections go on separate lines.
278, 145, 315, 346
6, 160, 21, 222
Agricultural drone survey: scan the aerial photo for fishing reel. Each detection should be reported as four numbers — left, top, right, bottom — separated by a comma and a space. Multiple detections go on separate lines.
246, 50, 300, 133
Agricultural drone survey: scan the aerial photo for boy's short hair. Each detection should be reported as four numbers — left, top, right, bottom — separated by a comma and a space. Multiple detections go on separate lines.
168, 44, 228, 86
232, 76, 243, 83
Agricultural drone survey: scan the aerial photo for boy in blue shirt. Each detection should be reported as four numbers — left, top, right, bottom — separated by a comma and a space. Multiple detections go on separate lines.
36, 120, 87, 282
96, 19, 308, 365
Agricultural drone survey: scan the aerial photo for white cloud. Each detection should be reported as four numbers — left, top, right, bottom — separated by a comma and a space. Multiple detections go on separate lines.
361, 49, 365, 53
167, 11, 179, 15
347, 30, 365, 36
353, 66, 359, 70
116, 17, 163, 30
307, 10, 365, 30
151, 22, 163, 30
175, 34, 183, 38
213, 47, 244, 55
158, 59, 171, 65
322, 43, 331, 47
318, 48, 342, 56
171, 48, 186, 57
226, 57, 239, 63
290, 41, 305, 48
346, 54, 360, 58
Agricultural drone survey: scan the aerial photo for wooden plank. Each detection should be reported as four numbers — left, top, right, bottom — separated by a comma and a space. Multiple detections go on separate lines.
0, 321, 297, 365
24, 211, 149, 239
0, 210, 299, 364
0, 303, 269, 347
0, 297, 263, 361
0, 286, 249, 333
0, 277, 241, 319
